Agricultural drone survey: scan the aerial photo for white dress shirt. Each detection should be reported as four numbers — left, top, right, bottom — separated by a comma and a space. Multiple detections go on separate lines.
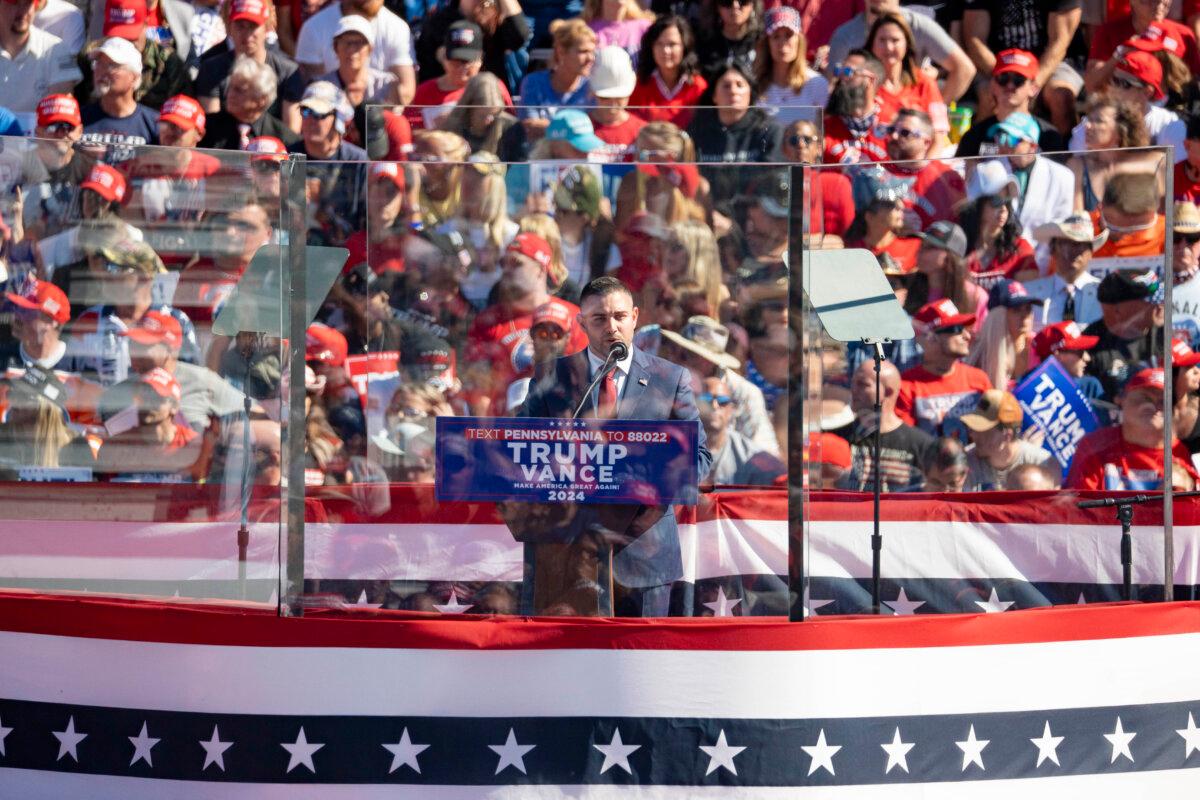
587, 346, 632, 412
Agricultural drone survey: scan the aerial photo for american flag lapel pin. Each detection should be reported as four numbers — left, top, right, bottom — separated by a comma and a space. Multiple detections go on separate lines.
638, 378, 648, 386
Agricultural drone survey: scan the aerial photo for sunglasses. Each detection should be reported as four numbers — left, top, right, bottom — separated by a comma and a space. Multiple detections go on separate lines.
698, 393, 734, 406
300, 107, 334, 120
1110, 75, 1144, 91
532, 326, 565, 341
936, 324, 966, 335
995, 131, 1023, 149
1177, 233, 1200, 246
886, 125, 925, 140
42, 122, 75, 135
104, 261, 137, 275
993, 73, 1029, 89
787, 134, 818, 147
717, 0, 750, 7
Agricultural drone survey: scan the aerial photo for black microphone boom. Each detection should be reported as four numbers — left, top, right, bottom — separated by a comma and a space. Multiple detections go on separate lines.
609, 341, 629, 360
572, 342, 627, 420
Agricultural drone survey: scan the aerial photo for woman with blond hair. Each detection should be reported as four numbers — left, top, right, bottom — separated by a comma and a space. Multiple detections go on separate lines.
615, 121, 707, 233
411, 129, 470, 227
966, 278, 1038, 390
440, 71, 517, 155
448, 153, 519, 308
517, 19, 597, 137
754, 7, 828, 126
583, 0, 654, 65
518, 212, 581, 303
666, 219, 727, 318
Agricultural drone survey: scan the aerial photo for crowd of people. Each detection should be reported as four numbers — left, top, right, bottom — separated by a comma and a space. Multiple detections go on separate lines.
0, 0, 1197, 511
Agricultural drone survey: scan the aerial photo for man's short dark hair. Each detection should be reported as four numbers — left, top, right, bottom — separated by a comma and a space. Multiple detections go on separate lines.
579, 276, 633, 308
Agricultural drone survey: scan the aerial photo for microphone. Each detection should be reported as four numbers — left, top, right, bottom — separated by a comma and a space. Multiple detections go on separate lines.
609, 341, 629, 361
572, 340, 629, 419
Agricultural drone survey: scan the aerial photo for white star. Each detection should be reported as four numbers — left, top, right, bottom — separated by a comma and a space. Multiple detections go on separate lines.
1105, 717, 1136, 763
803, 586, 834, 617
883, 587, 925, 615
880, 727, 914, 774
593, 728, 640, 775
974, 588, 1015, 613
956, 725, 989, 771
703, 586, 741, 617
489, 728, 535, 775
1077, 592, 1088, 604
199, 725, 233, 771
353, 589, 383, 609
383, 728, 429, 774
434, 587, 474, 614
53, 716, 87, 762
0, 716, 11, 757
699, 729, 746, 776
1177, 713, 1200, 759
801, 729, 841, 776
1030, 721, 1064, 767
128, 722, 160, 767
281, 727, 324, 773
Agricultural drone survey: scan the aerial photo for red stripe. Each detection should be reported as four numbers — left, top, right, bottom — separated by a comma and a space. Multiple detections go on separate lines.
0, 591, 1197, 651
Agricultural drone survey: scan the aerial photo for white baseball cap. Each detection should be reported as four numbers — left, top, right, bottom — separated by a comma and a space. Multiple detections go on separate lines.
92, 36, 142, 73
590, 45, 636, 99
333, 14, 374, 47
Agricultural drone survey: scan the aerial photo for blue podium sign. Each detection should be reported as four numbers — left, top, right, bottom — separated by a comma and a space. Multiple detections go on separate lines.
435, 417, 700, 506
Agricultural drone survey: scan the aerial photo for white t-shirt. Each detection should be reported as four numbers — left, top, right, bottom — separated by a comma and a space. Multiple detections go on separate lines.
295, 4, 413, 74
1070, 104, 1185, 162
33, 0, 85, 53
0, 26, 83, 128
759, 69, 829, 127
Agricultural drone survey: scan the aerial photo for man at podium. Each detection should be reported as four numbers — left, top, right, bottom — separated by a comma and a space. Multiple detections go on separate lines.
514, 276, 712, 617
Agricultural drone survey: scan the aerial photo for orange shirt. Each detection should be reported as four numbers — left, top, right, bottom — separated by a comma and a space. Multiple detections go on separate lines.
1091, 212, 1165, 260
876, 75, 949, 134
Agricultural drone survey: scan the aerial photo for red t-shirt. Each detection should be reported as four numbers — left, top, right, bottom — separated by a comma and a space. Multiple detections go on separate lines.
896, 361, 993, 436
1090, 16, 1200, 73
343, 229, 406, 275
628, 73, 708, 128
172, 258, 245, 325
1066, 425, 1199, 490
593, 114, 646, 163
822, 113, 887, 165
1176, 161, 1200, 203
806, 168, 854, 237
845, 234, 923, 273
967, 237, 1039, 289
876, 75, 949, 134
881, 161, 966, 231
383, 110, 413, 161
406, 79, 514, 130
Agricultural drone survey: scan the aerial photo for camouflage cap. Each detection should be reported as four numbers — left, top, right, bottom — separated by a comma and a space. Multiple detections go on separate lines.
98, 239, 166, 275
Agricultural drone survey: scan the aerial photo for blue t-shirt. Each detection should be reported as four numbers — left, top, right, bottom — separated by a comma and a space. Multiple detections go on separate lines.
81, 103, 160, 147
517, 70, 591, 120
0, 107, 22, 136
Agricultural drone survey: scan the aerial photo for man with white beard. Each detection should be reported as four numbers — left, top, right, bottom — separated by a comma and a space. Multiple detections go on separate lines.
80, 36, 159, 146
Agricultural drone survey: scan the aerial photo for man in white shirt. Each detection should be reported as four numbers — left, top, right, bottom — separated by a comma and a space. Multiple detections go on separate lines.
33, 0, 83, 52
1068, 50, 1184, 162
294, 0, 414, 104
1170, 201, 1200, 346
0, 0, 82, 130
1026, 213, 1108, 330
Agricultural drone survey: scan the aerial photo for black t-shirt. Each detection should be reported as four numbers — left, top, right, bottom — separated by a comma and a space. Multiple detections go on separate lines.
194, 49, 304, 107
1082, 320, 1162, 403
80, 103, 160, 147
832, 420, 936, 492
962, 0, 1080, 56
955, 113, 1067, 159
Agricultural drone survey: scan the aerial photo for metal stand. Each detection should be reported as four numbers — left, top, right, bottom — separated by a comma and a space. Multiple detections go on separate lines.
869, 340, 887, 614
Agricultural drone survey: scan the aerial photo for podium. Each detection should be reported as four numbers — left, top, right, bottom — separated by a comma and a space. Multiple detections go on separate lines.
435, 416, 701, 616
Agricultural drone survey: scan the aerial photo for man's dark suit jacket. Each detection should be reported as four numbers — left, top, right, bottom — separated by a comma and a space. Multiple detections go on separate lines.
198, 111, 300, 151
516, 347, 712, 589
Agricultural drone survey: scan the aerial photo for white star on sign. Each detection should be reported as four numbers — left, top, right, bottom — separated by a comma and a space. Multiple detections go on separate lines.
956, 725, 989, 771
281, 727, 324, 773
703, 586, 741, 617
434, 587, 474, 614
974, 588, 1014, 613
383, 728, 429, 774
801, 729, 841, 776
883, 587, 925, 615
1177, 713, 1200, 759
803, 586, 834, 617
1077, 592, 1088, 604
353, 589, 383, 609
128, 722, 160, 767
1030, 721, 1064, 767
881, 727, 914, 774
0, 716, 11, 757
53, 716, 87, 762
593, 728, 640, 775
490, 728, 535, 775
1105, 717, 1136, 763
699, 729, 746, 776
200, 725, 233, 771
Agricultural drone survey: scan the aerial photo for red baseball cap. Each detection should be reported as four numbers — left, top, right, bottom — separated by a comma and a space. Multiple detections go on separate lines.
993, 49, 1039, 81
36, 94, 81, 128
1126, 23, 1187, 60
6, 280, 70, 325
809, 432, 851, 470
1032, 321, 1099, 361
229, 0, 269, 26
121, 310, 183, 351
306, 323, 348, 366
141, 367, 182, 402
81, 163, 127, 203
1125, 367, 1166, 394
159, 95, 206, 133
102, 0, 147, 40
636, 163, 701, 198
1172, 336, 1200, 368
369, 162, 406, 191
246, 136, 288, 161
505, 232, 553, 270
1115, 50, 1165, 100
914, 298, 975, 331
532, 301, 572, 332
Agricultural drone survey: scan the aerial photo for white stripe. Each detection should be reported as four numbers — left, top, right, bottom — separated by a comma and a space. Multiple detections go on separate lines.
3, 630, 1199, 718
1, 767, 1195, 798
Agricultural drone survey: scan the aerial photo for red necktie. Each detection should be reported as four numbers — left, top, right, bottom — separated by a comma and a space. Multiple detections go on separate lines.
597, 370, 618, 418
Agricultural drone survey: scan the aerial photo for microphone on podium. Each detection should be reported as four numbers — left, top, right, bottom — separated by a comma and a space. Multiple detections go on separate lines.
572, 340, 629, 419
608, 341, 629, 361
